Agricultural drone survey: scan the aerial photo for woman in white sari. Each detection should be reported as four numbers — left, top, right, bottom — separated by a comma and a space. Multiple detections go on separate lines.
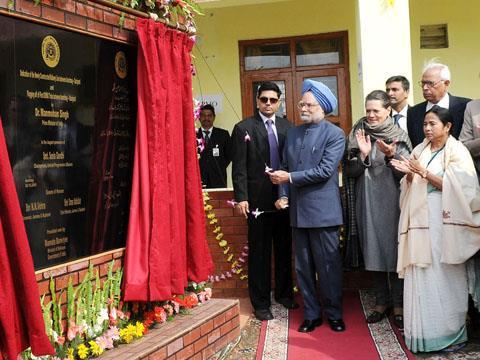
391, 106, 480, 353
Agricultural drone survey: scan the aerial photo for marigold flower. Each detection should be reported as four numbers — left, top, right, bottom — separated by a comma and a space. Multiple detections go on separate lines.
119, 324, 136, 344
67, 347, 75, 360
77, 344, 89, 359
89, 340, 104, 356
135, 321, 145, 337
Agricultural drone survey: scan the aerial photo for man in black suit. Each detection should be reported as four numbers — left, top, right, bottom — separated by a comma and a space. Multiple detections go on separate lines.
386, 75, 410, 133
197, 104, 231, 188
231, 82, 297, 320
407, 61, 470, 147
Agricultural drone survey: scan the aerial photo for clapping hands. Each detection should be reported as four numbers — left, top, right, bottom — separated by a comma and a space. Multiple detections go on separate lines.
355, 129, 371, 160
390, 154, 426, 175
377, 139, 397, 158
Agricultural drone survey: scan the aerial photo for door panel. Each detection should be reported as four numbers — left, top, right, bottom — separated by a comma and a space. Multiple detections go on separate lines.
294, 69, 350, 132
241, 72, 294, 121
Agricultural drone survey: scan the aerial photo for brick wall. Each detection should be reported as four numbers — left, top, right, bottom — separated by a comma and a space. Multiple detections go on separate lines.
205, 190, 249, 298
0, 0, 137, 43
35, 249, 124, 331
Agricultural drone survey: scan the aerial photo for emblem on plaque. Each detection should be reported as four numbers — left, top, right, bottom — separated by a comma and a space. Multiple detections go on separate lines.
41, 35, 60, 68
115, 51, 127, 79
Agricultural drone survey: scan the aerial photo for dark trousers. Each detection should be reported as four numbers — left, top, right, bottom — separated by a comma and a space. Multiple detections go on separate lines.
294, 226, 343, 320
372, 271, 403, 308
247, 210, 293, 310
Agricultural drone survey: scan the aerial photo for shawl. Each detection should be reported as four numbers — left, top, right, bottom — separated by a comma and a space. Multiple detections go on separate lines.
346, 116, 412, 152
0, 117, 54, 359
397, 136, 480, 277
343, 116, 412, 268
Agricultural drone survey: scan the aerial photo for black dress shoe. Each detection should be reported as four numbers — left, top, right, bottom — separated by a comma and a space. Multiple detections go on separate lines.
298, 318, 323, 332
277, 298, 300, 310
328, 318, 346, 332
393, 314, 403, 329
254, 308, 273, 321
366, 308, 391, 324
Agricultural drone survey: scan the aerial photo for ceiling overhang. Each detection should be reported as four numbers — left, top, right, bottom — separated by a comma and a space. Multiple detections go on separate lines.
196, 0, 292, 9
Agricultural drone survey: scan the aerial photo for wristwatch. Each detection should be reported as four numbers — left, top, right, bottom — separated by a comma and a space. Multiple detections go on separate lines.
421, 170, 428, 178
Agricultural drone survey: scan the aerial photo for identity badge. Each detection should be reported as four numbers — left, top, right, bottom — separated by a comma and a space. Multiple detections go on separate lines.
212, 147, 220, 157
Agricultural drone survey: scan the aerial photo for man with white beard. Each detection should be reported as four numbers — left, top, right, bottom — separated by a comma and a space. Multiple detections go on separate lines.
268, 79, 346, 333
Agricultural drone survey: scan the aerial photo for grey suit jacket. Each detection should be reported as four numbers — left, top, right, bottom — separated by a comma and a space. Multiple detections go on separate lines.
459, 99, 480, 176
279, 120, 345, 228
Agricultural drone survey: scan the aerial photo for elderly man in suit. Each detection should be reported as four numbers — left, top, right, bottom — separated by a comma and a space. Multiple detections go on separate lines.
407, 61, 470, 147
197, 104, 231, 188
269, 79, 346, 333
231, 82, 297, 321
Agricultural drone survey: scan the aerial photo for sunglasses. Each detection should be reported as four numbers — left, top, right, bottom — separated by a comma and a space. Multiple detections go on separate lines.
259, 96, 279, 104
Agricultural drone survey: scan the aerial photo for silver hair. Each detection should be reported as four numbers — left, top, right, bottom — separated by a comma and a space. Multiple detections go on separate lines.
422, 59, 451, 81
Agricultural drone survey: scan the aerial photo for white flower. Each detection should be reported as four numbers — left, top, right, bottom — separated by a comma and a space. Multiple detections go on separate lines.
93, 323, 103, 335
97, 308, 109, 325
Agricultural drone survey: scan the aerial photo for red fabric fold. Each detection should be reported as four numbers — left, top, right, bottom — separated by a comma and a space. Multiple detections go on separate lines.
0, 117, 54, 359
123, 19, 213, 302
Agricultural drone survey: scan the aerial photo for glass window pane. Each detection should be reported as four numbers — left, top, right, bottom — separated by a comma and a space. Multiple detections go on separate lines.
245, 43, 290, 70
304, 76, 338, 116
252, 81, 287, 118
296, 38, 343, 66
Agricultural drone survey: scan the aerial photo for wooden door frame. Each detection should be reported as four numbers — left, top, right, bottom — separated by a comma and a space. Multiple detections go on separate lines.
238, 31, 352, 133
294, 68, 351, 132
240, 72, 294, 120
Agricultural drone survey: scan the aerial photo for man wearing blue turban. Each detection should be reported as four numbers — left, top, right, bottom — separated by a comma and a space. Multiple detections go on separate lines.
269, 79, 346, 333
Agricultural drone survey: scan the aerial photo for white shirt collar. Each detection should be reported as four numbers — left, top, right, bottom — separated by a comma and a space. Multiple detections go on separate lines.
426, 93, 449, 112
201, 127, 213, 133
392, 103, 408, 117
259, 112, 276, 124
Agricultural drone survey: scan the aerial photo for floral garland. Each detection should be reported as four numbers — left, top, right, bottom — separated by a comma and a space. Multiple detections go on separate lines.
7, 0, 204, 33
132, 0, 203, 31
203, 190, 249, 283
22, 263, 212, 359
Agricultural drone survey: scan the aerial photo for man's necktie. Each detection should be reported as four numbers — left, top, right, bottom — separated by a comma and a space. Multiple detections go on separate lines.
393, 114, 402, 126
204, 130, 210, 145
266, 119, 280, 170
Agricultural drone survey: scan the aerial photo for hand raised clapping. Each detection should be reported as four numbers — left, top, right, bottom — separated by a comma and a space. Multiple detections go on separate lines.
377, 139, 397, 158
390, 154, 426, 175
355, 129, 371, 160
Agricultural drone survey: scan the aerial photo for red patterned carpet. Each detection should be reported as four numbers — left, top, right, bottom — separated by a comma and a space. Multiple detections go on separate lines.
257, 291, 414, 360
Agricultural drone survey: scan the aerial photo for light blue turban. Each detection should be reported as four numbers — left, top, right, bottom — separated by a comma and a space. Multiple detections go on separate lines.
302, 79, 337, 114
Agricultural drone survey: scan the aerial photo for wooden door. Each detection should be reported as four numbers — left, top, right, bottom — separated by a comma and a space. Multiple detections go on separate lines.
241, 72, 294, 121
294, 68, 351, 132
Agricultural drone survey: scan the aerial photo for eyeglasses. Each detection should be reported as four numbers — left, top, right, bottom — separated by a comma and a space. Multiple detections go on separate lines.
419, 80, 445, 88
297, 101, 319, 110
259, 96, 279, 104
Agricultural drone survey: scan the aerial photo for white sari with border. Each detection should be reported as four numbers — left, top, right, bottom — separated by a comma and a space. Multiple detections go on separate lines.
403, 155, 468, 351
398, 137, 480, 353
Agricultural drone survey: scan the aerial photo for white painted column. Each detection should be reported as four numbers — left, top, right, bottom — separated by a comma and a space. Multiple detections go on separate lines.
356, 0, 414, 101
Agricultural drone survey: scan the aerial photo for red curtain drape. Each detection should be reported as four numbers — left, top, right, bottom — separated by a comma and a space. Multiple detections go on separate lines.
123, 19, 214, 301
0, 118, 54, 359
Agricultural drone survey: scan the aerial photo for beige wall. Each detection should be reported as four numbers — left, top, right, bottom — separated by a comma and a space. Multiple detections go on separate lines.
193, 0, 361, 134
193, 0, 480, 187
409, 0, 480, 102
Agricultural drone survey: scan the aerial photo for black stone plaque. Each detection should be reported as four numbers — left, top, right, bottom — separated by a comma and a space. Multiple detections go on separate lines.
0, 15, 137, 269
